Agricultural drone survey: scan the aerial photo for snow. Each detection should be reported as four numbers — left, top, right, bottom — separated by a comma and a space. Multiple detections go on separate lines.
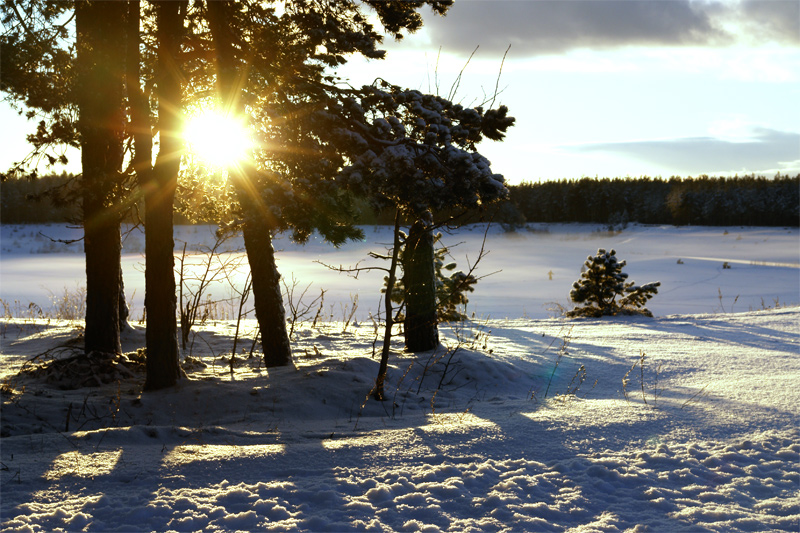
1, 223, 798, 320
1, 223, 799, 532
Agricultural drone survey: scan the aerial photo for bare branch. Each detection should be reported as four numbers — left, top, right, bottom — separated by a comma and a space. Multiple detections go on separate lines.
490, 45, 511, 109
37, 231, 82, 245
314, 259, 389, 277
448, 45, 479, 102
10, 3, 37, 41
438, 222, 500, 313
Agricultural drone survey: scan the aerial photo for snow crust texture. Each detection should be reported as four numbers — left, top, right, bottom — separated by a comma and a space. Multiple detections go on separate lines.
2, 306, 799, 532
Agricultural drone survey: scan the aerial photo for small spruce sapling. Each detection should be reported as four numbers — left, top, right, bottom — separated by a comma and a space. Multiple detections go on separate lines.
568, 249, 660, 317
430, 235, 478, 322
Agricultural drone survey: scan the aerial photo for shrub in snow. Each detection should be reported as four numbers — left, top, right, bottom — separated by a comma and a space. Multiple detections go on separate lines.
434, 248, 477, 322
568, 249, 660, 317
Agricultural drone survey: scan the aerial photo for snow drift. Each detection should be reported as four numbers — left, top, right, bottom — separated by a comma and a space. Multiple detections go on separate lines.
1, 223, 798, 531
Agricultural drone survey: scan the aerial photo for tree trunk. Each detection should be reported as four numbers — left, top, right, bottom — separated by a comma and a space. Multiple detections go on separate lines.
119, 263, 130, 332
402, 213, 439, 352
75, 1, 127, 355
124, 0, 148, 339
207, 0, 293, 367
242, 222, 292, 367
142, 0, 184, 390
83, 195, 122, 354
121, 0, 146, 337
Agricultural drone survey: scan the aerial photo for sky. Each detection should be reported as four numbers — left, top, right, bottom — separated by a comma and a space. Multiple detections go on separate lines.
1, 0, 799, 184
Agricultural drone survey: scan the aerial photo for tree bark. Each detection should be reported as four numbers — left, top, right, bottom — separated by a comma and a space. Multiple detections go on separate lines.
121, 0, 147, 337
242, 222, 292, 367
119, 263, 130, 332
206, 0, 293, 367
143, 0, 184, 390
75, 1, 127, 355
402, 212, 439, 352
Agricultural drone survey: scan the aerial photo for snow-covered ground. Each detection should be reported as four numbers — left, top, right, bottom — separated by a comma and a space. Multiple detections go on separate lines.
1, 223, 799, 532
1, 223, 798, 320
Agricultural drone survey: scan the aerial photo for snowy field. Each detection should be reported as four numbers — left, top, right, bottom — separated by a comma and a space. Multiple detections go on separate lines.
1, 223, 799, 532
1, 222, 799, 319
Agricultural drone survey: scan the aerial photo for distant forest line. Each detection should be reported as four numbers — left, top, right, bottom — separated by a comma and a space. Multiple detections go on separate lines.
508, 174, 799, 227
1, 173, 798, 227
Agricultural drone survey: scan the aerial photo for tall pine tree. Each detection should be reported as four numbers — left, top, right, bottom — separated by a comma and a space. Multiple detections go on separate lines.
330, 81, 514, 351
74, 1, 127, 355
198, 0, 455, 367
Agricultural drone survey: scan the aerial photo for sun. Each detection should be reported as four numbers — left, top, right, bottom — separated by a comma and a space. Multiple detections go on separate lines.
183, 110, 252, 168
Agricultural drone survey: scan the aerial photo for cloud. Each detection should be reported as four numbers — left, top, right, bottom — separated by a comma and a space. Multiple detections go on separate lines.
419, 0, 800, 58
738, 0, 800, 45
569, 128, 800, 175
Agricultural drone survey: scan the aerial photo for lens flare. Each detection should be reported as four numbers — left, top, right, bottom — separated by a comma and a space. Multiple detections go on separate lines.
183, 110, 252, 168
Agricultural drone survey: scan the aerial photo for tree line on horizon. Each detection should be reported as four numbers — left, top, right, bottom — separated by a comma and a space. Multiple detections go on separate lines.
508, 174, 799, 228
4, 173, 797, 228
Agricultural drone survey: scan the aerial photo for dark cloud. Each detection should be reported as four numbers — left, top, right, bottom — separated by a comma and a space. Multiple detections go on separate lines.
740, 0, 800, 44
417, 0, 799, 58
570, 128, 800, 174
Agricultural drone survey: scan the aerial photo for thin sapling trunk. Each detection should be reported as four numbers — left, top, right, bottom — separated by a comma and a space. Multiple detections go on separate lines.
375, 211, 402, 401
